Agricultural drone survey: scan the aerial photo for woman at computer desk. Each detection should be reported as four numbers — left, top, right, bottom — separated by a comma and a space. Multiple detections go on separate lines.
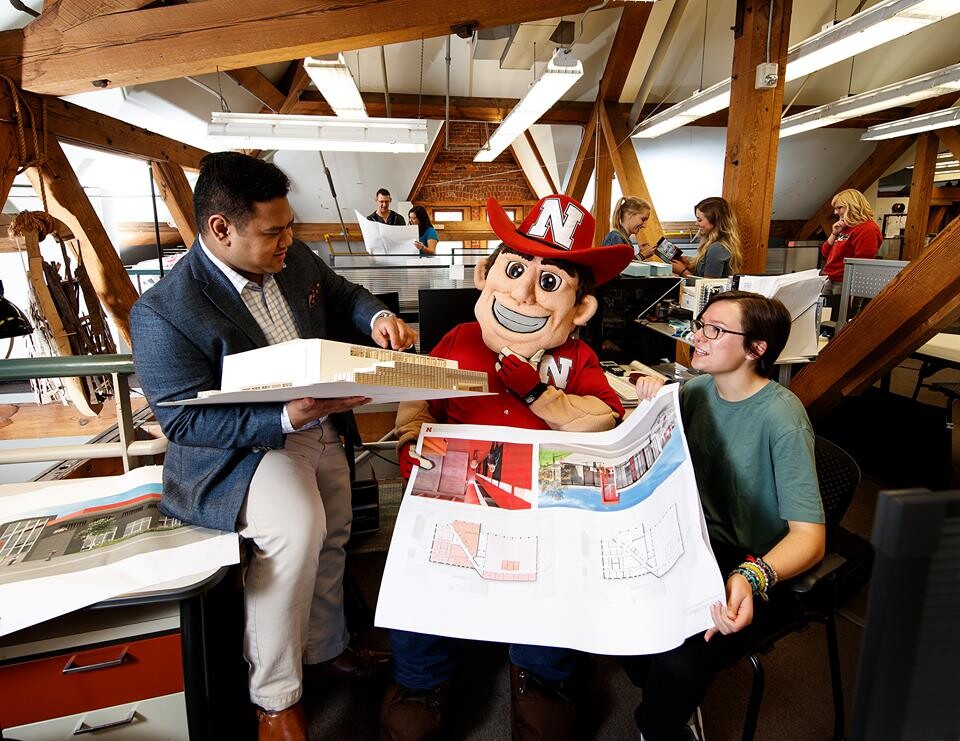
629, 291, 826, 741
409, 205, 438, 256
671, 196, 743, 279
603, 196, 654, 260
820, 188, 882, 295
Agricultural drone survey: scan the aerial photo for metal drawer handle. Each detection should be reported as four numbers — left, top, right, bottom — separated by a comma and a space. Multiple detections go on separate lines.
73, 709, 139, 735
62, 647, 129, 674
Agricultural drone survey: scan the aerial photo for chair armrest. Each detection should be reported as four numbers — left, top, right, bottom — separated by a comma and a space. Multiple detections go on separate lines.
789, 553, 847, 594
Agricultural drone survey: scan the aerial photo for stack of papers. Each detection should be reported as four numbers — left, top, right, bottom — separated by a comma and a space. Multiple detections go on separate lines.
737, 269, 826, 359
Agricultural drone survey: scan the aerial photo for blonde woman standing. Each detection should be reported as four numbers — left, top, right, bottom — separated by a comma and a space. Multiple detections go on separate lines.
820, 189, 882, 295
672, 197, 744, 278
603, 196, 654, 259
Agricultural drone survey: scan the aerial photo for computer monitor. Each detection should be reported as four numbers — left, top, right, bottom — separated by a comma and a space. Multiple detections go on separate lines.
327, 291, 400, 348
850, 487, 960, 741
417, 287, 480, 354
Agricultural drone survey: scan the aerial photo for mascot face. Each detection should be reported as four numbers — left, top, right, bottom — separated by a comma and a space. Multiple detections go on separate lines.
474, 249, 598, 359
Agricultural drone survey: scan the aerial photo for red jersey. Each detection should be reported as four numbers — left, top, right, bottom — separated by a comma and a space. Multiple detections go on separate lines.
821, 219, 882, 283
427, 322, 624, 428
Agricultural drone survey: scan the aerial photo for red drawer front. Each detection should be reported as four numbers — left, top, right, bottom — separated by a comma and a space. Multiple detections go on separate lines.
0, 631, 184, 727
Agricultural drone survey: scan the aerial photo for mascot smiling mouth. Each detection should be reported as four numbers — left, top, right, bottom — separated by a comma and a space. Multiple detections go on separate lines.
492, 300, 549, 334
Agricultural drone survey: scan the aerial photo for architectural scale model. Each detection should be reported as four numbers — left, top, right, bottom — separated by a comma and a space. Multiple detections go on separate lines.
218, 338, 488, 394
430, 520, 538, 582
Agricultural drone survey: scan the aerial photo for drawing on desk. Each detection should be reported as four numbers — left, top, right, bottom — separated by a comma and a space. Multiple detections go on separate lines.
0, 467, 238, 637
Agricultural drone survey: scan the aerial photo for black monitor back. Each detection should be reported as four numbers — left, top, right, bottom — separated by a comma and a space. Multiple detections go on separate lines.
418, 288, 480, 354
851, 488, 960, 741
327, 291, 400, 348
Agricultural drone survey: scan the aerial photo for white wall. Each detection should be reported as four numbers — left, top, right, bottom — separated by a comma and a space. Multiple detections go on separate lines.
631, 126, 875, 221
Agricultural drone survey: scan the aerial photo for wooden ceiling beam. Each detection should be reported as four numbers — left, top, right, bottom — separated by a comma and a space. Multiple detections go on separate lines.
902, 131, 940, 260
722, 0, 792, 275
8, 0, 597, 96
407, 122, 447, 204
292, 93, 595, 126
598, 2, 653, 103
937, 126, 960, 163
278, 60, 310, 115
226, 67, 286, 112
24, 138, 139, 345
0, 87, 208, 170
564, 106, 597, 202
598, 99, 663, 244
150, 160, 197, 248
524, 131, 559, 194
791, 214, 960, 417
796, 94, 960, 240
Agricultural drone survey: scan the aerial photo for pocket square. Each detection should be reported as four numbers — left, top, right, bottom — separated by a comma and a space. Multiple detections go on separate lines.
307, 282, 322, 308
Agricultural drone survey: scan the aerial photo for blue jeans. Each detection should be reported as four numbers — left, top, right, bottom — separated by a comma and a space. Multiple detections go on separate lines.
390, 629, 578, 689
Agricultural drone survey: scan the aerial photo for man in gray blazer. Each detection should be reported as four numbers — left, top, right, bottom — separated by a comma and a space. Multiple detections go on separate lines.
131, 152, 416, 740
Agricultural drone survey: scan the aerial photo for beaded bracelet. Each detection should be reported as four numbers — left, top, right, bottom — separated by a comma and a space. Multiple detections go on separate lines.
729, 563, 769, 602
746, 554, 779, 589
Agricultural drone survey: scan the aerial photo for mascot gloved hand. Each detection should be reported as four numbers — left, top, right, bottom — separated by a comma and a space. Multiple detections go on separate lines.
395, 194, 635, 451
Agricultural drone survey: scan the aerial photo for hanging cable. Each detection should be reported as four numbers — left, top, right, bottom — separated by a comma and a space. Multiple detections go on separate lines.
319, 151, 352, 252
185, 76, 230, 112
147, 164, 165, 277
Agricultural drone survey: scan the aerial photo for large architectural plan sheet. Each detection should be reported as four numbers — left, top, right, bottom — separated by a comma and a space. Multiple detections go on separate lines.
376, 385, 726, 655
0, 466, 238, 636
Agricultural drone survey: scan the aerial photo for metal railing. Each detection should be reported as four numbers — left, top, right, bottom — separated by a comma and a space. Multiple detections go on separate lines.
0, 354, 167, 472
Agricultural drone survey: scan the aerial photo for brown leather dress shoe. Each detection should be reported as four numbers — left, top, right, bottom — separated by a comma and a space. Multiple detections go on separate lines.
380, 681, 450, 741
256, 700, 307, 741
306, 644, 392, 681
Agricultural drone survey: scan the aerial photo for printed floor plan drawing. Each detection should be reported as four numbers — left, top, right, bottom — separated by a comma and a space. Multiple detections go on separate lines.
600, 505, 684, 579
430, 520, 538, 581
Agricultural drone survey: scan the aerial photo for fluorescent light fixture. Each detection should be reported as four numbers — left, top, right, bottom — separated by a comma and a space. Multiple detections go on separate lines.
631, 79, 731, 139
785, 0, 960, 80
780, 63, 960, 138
474, 49, 583, 162
632, 0, 960, 140
861, 104, 960, 140
207, 112, 429, 153
304, 55, 368, 118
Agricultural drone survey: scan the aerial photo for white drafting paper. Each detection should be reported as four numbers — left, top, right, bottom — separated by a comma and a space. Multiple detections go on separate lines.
0, 466, 238, 636
355, 210, 419, 255
161, 382, 493, 407
376, 385, 725, 655
738, 270, 825, 358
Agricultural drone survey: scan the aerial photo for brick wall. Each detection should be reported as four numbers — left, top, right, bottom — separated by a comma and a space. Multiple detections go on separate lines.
414, 122, 537, 204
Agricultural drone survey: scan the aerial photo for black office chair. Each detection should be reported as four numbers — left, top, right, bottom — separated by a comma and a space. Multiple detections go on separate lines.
735, 436, 865, 741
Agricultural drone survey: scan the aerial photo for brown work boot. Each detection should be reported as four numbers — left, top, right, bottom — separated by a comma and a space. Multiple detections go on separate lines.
379, 681, 450, 741
510, 664, 578, 741
256, 700, 307, 741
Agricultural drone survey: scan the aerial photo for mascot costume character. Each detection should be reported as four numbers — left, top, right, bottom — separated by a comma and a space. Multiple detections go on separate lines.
381, 194, 634, 741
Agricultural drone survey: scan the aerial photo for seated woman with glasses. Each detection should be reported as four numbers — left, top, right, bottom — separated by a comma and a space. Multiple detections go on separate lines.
629, 290, 826, 741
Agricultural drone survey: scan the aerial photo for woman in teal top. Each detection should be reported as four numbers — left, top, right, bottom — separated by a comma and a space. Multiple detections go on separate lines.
409, 206, 438, 257
629, 291, 825, 740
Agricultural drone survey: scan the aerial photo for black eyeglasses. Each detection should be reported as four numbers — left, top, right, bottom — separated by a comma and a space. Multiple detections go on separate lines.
692, 319, 746, 340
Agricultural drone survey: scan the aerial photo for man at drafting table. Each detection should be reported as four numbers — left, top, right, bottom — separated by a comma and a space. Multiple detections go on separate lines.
131, 152, 416, 740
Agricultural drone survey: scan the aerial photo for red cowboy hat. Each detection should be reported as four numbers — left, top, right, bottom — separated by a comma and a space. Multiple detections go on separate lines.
487, 195, 633, 286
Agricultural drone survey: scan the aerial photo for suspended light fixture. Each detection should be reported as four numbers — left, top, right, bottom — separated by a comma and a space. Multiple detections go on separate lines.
474, 48, 583, 162
632, 0, 960, 139
304, 55, 368, 118
779, 63, 960, 138
861, 104, 960, 141
207, 112, 429, 153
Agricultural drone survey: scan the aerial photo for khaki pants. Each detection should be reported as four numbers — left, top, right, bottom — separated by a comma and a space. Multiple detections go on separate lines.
238, 420, 352, 711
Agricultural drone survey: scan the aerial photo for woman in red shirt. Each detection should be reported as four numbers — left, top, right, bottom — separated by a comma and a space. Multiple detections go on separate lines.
821, 188, 883, 294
